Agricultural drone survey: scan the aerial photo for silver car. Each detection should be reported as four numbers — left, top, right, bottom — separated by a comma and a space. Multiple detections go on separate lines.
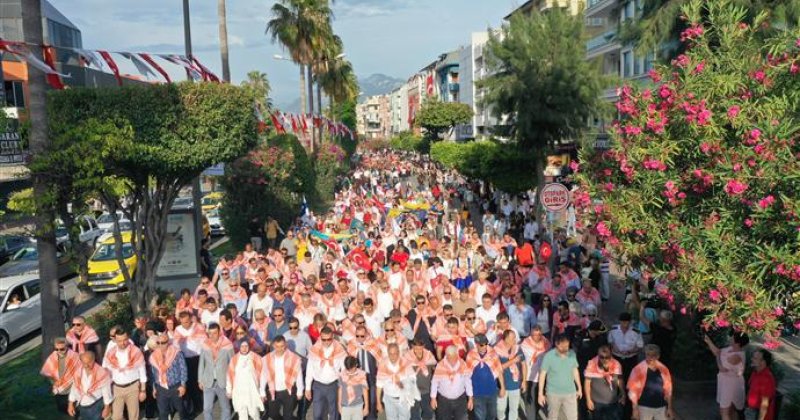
0, 274, 69, 355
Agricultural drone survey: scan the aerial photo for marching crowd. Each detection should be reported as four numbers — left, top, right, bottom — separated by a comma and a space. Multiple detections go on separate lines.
38, 150, 779, 420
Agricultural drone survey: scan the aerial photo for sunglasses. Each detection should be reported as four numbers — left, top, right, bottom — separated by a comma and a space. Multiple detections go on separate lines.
416, 301, 425, 304
274, 314, 284, 317
356, 335, 366, 339
72, 323, 83, 327
356, 320, 365, 325
55, 347, 67, 352
321, 338, 333, 343
201, 281, 210, 285
158, 341, 169, 345
385, 329, 394, 332
289, 326, 299, 330
467, 317, 475, 321
222, 272, 230, 275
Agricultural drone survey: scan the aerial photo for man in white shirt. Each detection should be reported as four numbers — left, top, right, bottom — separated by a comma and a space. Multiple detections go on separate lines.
68, 352, 112, 419
305, 327, 347, 420
523, 218, 539, 242
362, 298, 385, 338
264, 336, 304, 420
102, 330, 147, 420
376, 343, 415, 420
246, 283, 274, 320
608, 312, 644, 381
200, 298, 223, 327
475, 294, 500, 329
174, 311, 207, 412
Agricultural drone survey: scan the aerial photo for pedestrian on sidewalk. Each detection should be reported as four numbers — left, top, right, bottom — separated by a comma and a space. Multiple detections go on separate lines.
745, 348, 777, 420
627, 344, 674, 420
704, 332, 748, 420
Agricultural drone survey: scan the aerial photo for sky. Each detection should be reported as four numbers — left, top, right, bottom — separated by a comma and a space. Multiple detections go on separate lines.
48, 0, 520, 106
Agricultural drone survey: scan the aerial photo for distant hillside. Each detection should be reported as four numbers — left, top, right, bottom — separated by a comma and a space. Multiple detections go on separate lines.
276, 73, 404, 112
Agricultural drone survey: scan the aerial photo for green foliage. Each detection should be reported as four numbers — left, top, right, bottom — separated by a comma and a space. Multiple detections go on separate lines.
86, 294, 135, 342
220, 133, 314, 248
242, 70, 272, 116
389, 131, 429, 154
6, 188, 35, 215
414, 98, 473, 140
0, 348, 68, 419
577, 0, 800, 342
481, 8, 608, 154
430, 140, 536, 194
313, 142, 348, 208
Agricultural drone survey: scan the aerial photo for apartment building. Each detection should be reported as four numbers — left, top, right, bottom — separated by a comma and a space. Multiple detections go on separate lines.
356, 95, 391, 140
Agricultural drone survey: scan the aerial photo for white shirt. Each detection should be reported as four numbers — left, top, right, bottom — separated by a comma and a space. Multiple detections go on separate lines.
476, 304, 500, 328
272, 353, 304, 396
201, 309, 222, 328
174, 324, 204, 357
377, 360, 405, 397
608, 326, 644, 357
305, 345, 345, 388
363, 310, 384, 338
523, 222, 539, 240
247, 294, 274, 319
102, 346, 147, 385
375, 291, 395, 319
69, 367, 113, 407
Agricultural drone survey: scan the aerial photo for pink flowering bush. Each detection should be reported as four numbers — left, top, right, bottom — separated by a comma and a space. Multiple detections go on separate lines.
577, 1, 799, 344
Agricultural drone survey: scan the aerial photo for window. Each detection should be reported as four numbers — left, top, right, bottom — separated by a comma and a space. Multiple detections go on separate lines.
621, 1, 637, 21
4, 81, 25, 108
24, 280, 40, 299
622, 51, 633, 77
644, 52, 656, 72
634, 53, 643, 75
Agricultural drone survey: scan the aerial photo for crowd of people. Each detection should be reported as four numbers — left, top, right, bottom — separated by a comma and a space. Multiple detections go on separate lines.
39, 150, 779, 420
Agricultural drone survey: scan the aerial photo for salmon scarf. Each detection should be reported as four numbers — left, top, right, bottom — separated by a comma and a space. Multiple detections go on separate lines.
104, 345, 145, 372
339, 369, 367, 405
175, 297, 195, 316
494, 340, 522, 382
249, 319, 270, 342
347, 338, 382, 360
465, 348, 503, 378
584, 356, 621, 387
433, 358, 469, 382
403, 348, 436, 377
264, 351, 301, 399
309, 340, 347, 369
520, 336, 550, 368
149, 346, 180, 388
174, 322, 207, 345
72, 363, 111, 398
628, 360, 672, 404
66, 326, 99, 353
40, 350, 80, 393
227, 352, 263, 390
202, 336, 233, 360
377, 359, 413, 388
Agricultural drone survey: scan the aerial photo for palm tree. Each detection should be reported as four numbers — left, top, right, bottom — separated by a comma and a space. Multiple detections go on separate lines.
266, 0, 333, 150
21, 0, 64, 361
242, 70, 273, 117
218, 0, 231, 82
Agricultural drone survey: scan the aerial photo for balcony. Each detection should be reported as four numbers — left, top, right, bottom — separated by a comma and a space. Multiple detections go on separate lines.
586, 0, 618, 18
586, 29, 620, 59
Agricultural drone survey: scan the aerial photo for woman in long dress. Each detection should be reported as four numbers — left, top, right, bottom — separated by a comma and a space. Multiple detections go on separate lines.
226, 340, 265, 420
704, 332, 749, 420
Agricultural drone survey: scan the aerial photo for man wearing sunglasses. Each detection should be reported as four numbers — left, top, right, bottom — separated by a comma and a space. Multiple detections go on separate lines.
66, 316, 101, 359
149, 334, 189, 420
40, 337, 80, 415
305, 327, 347, 420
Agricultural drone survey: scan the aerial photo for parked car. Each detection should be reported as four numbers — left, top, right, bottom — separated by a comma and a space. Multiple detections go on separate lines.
87, 232, 136, 292
201, 192, 224, 214
55, 215, 104, 247
0, 274, 69, 355
0, 235, 34, 266
172, 197, 194, 210
206, 208, 225, 236
96, 212, 132, 234
0, 240, 75, 279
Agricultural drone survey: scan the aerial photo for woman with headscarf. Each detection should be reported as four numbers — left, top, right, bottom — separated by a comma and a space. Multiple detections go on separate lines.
226, 340, 265, 419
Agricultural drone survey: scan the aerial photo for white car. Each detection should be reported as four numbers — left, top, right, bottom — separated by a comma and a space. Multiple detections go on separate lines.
56, 215, 104, 247
207, 209, 225, 236
0, 274, 69, 355
96, 212, 131, 234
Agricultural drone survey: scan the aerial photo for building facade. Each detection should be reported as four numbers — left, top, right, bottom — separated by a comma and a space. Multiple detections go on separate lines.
356, 94, 391, 140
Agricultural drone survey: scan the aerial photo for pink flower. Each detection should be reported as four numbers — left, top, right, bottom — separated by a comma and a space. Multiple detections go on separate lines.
763, 340, 780, 350
774, 307, 784, 316
724, 179, 748, 196
758, 195, 776, 209
603, 183, 615, 192
643, 159, 667, 171
649, 69, 662, 83
700, 142, 712, 154
733, 163, 742, 172
595, 222, 612, 238
744, 219, 753, 228
709, 289, 722, 302
792, 62, 800, 74
693, 61, 706, 74
716, 317, 730, 328
750, 128, 761, 140
680, 306, 687, 315
673, 54, 690, 68
727, 106, 740, 119
754, 70, 766, 82
569, 161, 580, 172
624, 125, 643, 135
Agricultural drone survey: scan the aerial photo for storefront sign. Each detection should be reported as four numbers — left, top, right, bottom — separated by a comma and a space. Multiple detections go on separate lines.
156, 211, 199, 278
540, 182, 570, 211
0, 131, 24, 165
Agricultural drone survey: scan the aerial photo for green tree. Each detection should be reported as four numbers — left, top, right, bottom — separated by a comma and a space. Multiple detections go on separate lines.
480, 8, 607, 207
242, 70, 273, 116
577, 0, 800, 344
48, 83, 258, 314
414, 98, 473, 140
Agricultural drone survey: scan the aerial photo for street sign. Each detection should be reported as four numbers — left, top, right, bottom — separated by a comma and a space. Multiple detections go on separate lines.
540, 182, 570, 211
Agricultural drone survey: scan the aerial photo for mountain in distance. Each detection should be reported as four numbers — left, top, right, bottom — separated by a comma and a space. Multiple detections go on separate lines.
276, 73, 405, 112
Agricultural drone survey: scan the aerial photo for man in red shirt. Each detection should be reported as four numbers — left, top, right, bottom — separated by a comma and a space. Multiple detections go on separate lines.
746, 349, 777, 420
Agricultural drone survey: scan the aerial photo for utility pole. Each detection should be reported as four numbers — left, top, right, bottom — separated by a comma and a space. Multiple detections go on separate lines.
22, 0, 63, 361
182, 0, 205, 286
218, 0, 230, 82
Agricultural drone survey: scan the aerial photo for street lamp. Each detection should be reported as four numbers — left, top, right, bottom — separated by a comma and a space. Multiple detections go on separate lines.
273, 54, 292, 61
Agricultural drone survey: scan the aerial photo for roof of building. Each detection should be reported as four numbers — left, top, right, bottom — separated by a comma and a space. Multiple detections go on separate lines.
43, 0, 81, 31
504, 0, 535, 20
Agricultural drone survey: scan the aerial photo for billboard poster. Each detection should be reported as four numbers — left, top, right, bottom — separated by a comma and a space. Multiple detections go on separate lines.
0, 131, 25, 165
156, 211, 199, 278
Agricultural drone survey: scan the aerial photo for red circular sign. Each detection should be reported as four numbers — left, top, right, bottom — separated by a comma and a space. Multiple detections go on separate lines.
540, 183, 570, 211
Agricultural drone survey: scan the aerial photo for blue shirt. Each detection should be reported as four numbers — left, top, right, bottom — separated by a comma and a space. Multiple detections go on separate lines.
471, 360, 498, 397
272, 298, 296, 319
498, 348, 525, 391
507, 304, 536, 337
267, 321, 289, 341
150, 351, 188, 388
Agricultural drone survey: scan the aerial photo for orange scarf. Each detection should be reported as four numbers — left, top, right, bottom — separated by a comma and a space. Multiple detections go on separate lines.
585, 356, 622, 386
465, 348, 503, 378
104, 345, 145, 372
149, 346, 180, 388
339, 369, 367, 405
403, 348, 436, 377
264, 351, 301, 399
227, 352, 263, 390
71, 363, 111, 398
521, 336, 550, 368
174, 322, 207, 344
202, 336, 233, 361
40, 350, 80, 393
377, 359, 412, 387
494, 341, 521, 382
175, 297, 195, 316
347, 338, 382, 360
628, 360, 672, 404
249, 319, 270, 342
433, 358, 469, 381
66, 326, 99, 353
309, 340, 347, 369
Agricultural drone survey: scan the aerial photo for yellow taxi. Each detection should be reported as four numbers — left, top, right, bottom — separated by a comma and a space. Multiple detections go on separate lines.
87, 232, 136, 292
201, 192, 224, 214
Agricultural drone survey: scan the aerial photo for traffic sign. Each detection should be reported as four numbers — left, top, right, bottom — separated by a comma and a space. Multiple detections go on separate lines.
540, 183, 570, 211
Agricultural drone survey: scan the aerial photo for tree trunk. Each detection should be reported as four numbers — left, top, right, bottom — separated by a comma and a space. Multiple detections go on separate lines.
307, 64, 315, 151
217, 0, 230, 82
317, 82, 323, 143
299, 65, 307, 149
23, 0, 64, 362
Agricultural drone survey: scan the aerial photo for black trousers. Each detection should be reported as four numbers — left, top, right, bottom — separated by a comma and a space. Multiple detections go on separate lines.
436, 394, 468, 420
156, 384, 188, 420
269, 388, 298, 420
185, 355, 202, 414
54, 394, 69, 415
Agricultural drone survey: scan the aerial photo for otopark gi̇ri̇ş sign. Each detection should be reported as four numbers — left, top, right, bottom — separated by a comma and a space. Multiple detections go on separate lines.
540, 182, 570, 211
